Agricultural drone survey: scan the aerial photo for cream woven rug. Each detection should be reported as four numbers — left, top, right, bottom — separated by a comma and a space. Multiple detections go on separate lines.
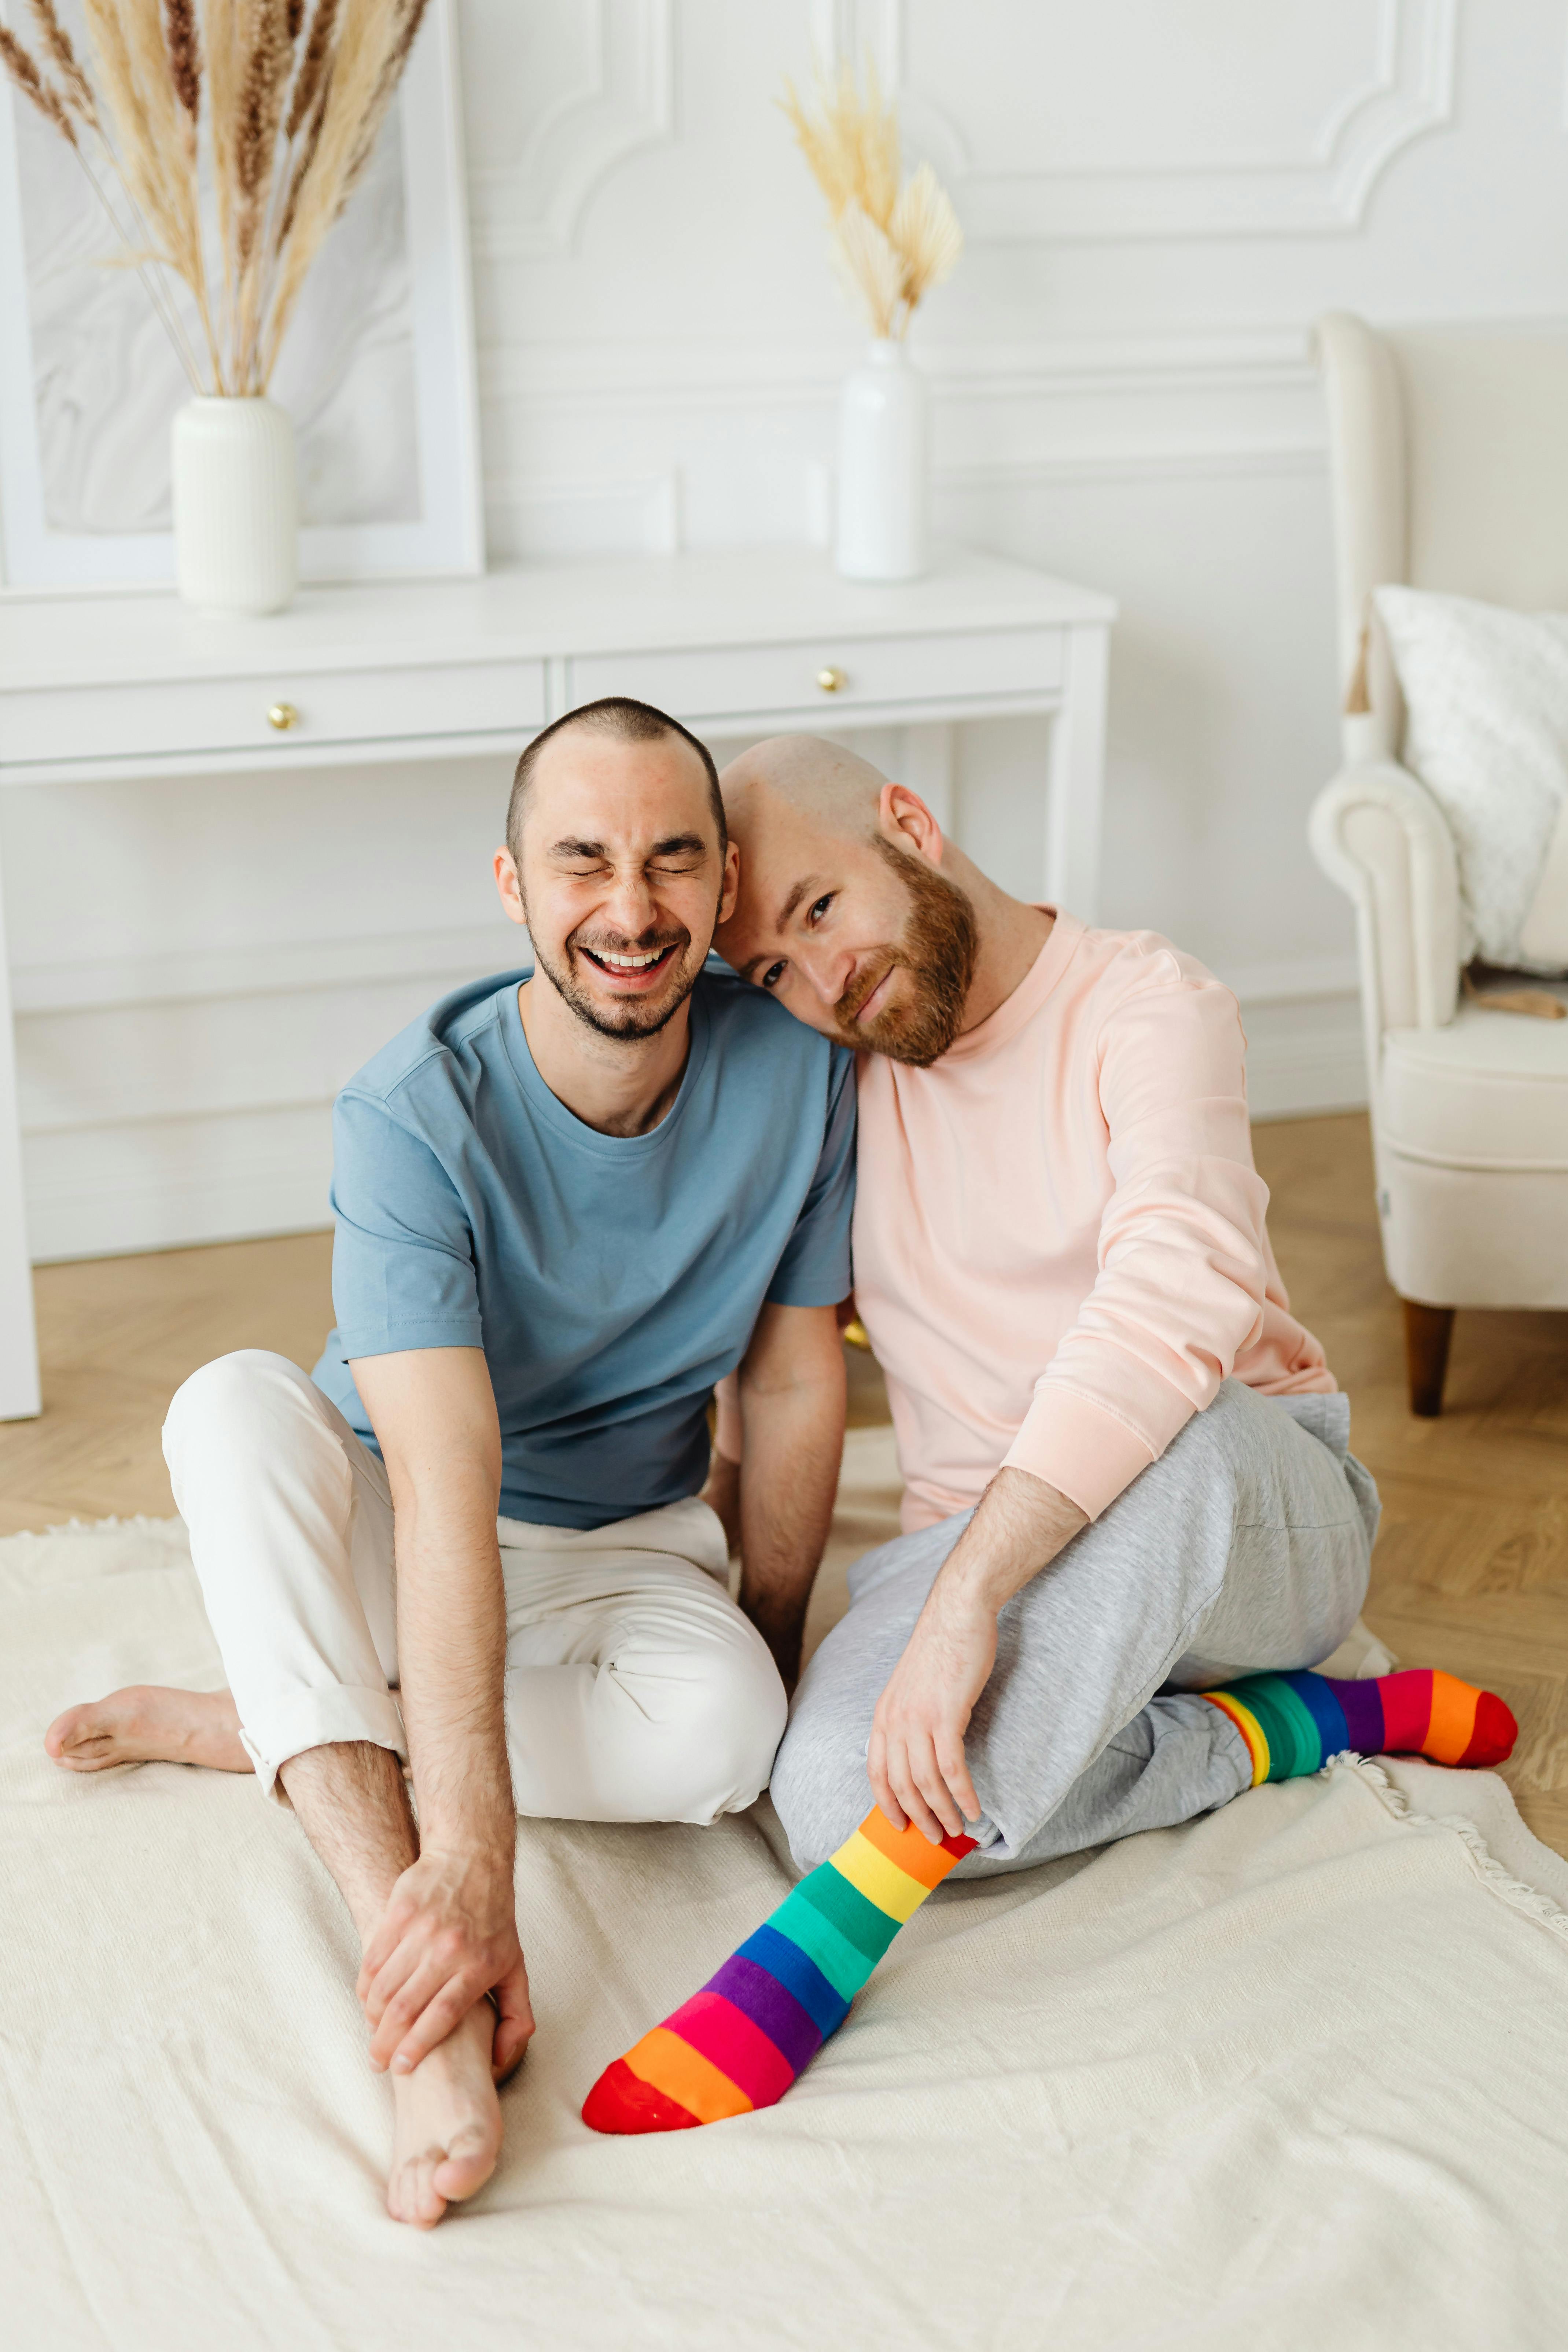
4, 1431, 1568, 2351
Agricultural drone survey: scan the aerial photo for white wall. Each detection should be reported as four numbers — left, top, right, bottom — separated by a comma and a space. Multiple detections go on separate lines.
10, 0, 1568, 1258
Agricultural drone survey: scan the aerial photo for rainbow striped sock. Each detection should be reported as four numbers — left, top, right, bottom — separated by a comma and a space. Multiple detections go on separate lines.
1202, 1665, 1517, 1785
582, 1807, 976, 2134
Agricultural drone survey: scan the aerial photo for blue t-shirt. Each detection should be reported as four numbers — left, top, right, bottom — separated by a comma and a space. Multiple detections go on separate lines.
312, 961, 856, 1530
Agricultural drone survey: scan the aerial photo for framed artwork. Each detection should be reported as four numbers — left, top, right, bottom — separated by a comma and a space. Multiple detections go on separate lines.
0, 0, 483, 590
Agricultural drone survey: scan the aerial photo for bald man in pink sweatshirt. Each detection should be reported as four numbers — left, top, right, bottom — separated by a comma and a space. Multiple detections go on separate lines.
713, 735, 1379, 1875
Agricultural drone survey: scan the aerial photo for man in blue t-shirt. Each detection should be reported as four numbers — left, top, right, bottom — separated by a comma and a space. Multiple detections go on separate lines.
45, 698, 854, 2227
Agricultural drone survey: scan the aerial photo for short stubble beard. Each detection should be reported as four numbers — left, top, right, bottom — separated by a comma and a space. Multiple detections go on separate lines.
526, 910, 712, 1044
834, 836, 979, 1067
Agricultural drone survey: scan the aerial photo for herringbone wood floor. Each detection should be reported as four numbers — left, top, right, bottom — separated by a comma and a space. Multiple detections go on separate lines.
3, 1112, 1565, 1852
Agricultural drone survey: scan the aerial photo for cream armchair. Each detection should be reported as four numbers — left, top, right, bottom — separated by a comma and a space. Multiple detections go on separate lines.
1309, 313, 1568, 1414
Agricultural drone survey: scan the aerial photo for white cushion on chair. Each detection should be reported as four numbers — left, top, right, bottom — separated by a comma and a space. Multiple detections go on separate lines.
1383, 1001, 1568, 1168
1374, 585, 1568, 972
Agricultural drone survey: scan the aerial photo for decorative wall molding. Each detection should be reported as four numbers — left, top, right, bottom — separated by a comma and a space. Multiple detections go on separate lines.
11, 926, 519, 1018
1239, 994, 1367, 1122
818, 0, 1456, 241
469, 0, 673, 258
22, 1107, 336, 1261
478, 326, 1321, 411
1223, 955, 1361, 1008
939, 445, 1327, 495
11, 912, 1359, 1030
481, 448, 1329, 561
19, 998, 1368, 1259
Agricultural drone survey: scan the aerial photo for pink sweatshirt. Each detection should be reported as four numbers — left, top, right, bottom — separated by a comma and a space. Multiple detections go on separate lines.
853, 911, 1334, 1534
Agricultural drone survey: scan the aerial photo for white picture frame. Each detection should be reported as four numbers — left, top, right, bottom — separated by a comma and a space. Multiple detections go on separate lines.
0, 0, 483, 591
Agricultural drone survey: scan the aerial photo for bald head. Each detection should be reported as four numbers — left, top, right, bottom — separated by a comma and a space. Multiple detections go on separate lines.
714, 734, 979, 1066
721, 733, 889, 851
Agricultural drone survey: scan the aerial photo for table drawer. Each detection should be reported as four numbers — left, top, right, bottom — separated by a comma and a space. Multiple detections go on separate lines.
0, 658, 546, 768
567, 627, 1062, 722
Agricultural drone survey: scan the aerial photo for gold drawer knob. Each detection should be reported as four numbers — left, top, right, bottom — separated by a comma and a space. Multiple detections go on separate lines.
267, 701, 299, 732
816, 665, 846, 694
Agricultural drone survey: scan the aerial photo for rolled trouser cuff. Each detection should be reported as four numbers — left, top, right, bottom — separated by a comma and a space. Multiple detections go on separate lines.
242, 1683, 408, 1803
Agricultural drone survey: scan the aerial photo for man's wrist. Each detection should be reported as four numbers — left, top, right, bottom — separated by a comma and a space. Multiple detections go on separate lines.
412, 1812, 516, 1868
939, 1468, 1089, 1614
934, 1550, 1008, 1619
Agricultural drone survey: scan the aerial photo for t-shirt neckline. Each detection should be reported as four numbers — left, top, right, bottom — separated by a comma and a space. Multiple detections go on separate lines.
500, 969, 713, 1153
931, 907, 1082, 1065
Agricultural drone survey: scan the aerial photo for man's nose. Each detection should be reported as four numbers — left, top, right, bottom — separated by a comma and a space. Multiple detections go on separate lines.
795, 938, 857, 1008
601, 867, 658, 936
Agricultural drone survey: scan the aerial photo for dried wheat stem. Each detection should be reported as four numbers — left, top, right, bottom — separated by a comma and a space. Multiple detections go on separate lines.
7, 0, 428, 402
1, 16, 199, 397
26, 0, 98, 124
233, 0, 296, 383
162, 0, 198, 119
70, 140, 204, 387
784, 57, 961, 341
0, 22, 76, 139
78, 0, 209, 382
258, 0, 418, 384
286, 0, 335, 134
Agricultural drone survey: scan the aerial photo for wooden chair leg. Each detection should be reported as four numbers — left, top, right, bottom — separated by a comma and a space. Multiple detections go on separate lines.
1403, 1299, 1455, 1417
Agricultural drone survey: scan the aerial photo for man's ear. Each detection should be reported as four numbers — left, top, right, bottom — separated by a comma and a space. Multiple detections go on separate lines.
494, 844, 527, 928
717, 839, 741, 928
880, 780, 945, 865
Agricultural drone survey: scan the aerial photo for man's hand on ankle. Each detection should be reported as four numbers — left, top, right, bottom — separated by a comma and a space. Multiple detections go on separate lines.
357, 1843, 534, 2082
868, 1467, 1090, 1843
868, 1575, 995, 1842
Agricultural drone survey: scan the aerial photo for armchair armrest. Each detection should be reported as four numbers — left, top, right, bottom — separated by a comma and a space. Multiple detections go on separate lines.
1309, 761, 1461, 1064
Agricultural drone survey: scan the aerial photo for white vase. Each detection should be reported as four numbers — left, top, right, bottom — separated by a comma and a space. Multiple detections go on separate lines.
171, 396, 298, 614
835, 338, 929, 582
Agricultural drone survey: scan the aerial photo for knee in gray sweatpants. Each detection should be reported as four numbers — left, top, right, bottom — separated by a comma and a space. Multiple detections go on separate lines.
773, 1382, 1379, 1876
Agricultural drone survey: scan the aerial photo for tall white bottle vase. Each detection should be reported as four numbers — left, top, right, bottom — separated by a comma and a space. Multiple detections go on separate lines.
835, 338, 930, 583
171, 395, 298, 614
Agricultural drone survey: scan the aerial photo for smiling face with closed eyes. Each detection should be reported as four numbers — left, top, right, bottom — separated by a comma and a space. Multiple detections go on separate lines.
715, 782, 978, 1068
496, 724, 738, 1044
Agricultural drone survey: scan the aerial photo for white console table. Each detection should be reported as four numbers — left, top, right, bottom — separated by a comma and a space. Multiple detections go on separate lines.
0, 543, 1115, 1418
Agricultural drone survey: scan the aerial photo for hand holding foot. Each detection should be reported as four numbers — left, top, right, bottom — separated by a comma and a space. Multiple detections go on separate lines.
358, 1844, 534, 2080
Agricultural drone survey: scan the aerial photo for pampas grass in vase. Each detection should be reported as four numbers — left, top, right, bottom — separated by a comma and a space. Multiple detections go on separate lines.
783, 59, 962, 582
1, 0, 433, 611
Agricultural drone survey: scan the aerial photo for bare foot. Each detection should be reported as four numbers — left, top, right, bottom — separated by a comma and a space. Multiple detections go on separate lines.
386, 2001, 504, 2228
44, 1685, 251, 1774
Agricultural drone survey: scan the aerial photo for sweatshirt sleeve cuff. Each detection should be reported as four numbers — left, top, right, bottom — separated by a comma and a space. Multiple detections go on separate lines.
1001, 1385, 1163, 1521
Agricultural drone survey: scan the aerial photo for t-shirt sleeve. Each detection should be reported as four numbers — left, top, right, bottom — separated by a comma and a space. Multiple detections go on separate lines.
329, 1088, 485, 1359
764, 1043, 858, 1307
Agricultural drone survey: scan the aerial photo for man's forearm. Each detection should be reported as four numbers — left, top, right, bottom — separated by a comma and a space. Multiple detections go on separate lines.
738, 1351, 844, 1685
935, 1465, 1089, 1617
393, 1498, 514, 1855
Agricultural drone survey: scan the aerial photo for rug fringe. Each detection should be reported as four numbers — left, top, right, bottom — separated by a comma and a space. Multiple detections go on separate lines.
1329, 1754, 1568, 1946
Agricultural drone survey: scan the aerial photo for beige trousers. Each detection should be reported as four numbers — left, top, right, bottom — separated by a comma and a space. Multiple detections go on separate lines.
162, 1350, 786, 1823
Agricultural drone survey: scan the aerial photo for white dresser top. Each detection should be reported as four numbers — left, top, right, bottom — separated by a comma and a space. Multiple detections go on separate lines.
0, 543, 1116, 692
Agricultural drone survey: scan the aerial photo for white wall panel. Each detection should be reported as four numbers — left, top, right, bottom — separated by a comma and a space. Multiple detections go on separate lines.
9, 0, 1568, 1256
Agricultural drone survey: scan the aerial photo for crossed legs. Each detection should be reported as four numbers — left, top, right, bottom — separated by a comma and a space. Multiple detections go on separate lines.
773, 1383, 1381, 1874
46, 1350, 783, 2226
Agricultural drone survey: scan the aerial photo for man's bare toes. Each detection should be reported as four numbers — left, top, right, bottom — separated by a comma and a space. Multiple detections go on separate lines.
45, 1704, 127, 1770
432, 2119, 502, 2205
386, 2006, 503, 2228
43, 1686, 250, 1774
387, 2153, 448, 2230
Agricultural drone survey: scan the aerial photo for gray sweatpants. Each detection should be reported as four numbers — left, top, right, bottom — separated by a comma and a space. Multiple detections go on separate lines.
772, 1381, 1380, 1876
